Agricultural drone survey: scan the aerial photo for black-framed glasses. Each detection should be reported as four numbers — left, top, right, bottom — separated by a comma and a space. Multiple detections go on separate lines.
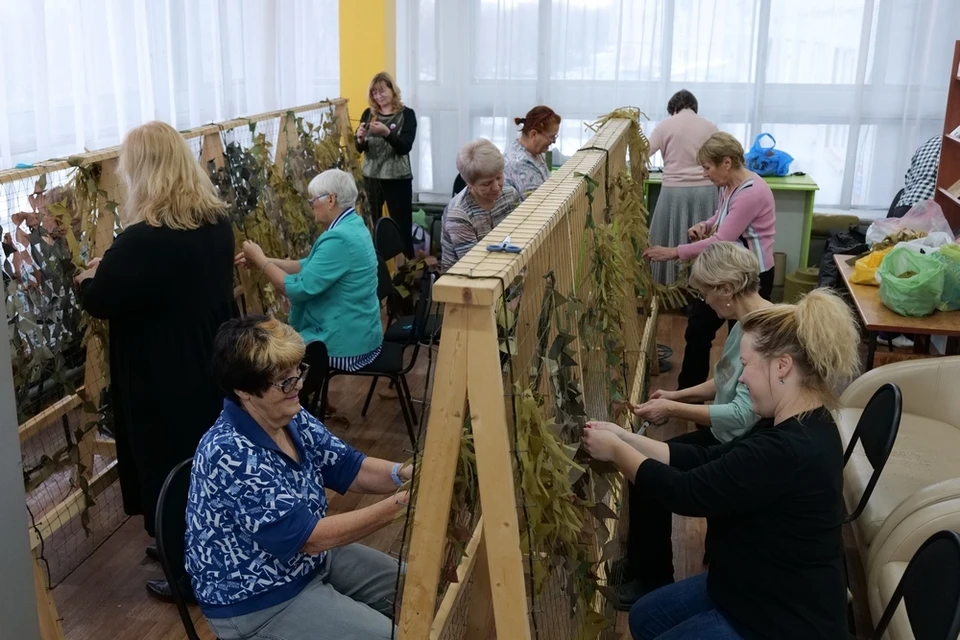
273, 363, 310, 394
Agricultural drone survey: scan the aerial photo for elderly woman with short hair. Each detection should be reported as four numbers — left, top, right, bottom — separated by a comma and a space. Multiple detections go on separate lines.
611, 242, 771, 610
440, 138, 521, 271
238, 169, 382, 372
186, 315, 410, 640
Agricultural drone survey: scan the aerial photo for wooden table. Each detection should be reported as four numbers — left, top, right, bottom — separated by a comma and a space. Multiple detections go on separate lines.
834, 254, 960, 369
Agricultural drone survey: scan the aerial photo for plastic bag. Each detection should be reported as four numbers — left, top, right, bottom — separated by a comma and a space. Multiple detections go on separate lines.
895, 232, 956, 253
877, 247, 945, 317
818, 226, 868, 289
934, 244, 960, 311
866, 200, 953, 246
744, 133, 794, 177
850, 247, 892, 285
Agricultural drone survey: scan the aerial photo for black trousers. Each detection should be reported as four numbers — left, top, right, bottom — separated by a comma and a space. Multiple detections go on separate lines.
677, 267, 775, 390
626, 427, 721, 585
366, 177, 414, 258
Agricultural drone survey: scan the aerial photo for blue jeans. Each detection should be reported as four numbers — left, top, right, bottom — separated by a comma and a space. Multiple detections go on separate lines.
629, 573, 743, 640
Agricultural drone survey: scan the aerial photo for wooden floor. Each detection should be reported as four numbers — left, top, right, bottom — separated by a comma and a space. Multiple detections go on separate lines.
51, 312, 871, 639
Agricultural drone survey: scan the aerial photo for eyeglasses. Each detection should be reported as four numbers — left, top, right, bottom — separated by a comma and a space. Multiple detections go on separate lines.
309, 193, 329, 205
273, 363, 310, 395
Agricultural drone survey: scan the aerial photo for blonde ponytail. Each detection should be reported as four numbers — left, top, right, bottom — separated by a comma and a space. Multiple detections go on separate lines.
742, 289, 861, 408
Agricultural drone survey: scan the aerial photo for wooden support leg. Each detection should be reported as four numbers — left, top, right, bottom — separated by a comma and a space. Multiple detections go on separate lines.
32, 550, 64, 640
463, 534, 494, 640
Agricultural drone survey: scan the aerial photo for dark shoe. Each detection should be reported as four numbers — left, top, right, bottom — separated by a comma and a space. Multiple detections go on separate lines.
606, 557, 632, 586
145, 545, 160, 563
617, 578, 673, 612
146, 579, 196, 605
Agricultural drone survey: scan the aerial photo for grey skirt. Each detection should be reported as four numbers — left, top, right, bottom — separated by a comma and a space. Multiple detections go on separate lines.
649, 185, 719, 286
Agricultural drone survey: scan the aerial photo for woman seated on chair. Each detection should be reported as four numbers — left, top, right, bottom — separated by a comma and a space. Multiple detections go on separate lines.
237, 169, 382, 372
440, 138, 521, 271
583, 289, 861, 640
503, 105, 561, 200
611, 241, 771, 611
185, 316, 410, 640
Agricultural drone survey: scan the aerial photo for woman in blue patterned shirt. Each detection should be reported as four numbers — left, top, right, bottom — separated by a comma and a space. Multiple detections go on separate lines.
503, 105, 561, 200
186, 316, 411, 640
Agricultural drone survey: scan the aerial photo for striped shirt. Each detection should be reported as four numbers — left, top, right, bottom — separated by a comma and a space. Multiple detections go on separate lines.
677, 173, 776, 272
323, 207, 381, 372
441, 186, 521, 272
504, 138, 551, 200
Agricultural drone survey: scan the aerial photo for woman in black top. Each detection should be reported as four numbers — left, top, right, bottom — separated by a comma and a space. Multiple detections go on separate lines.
355, 72, 417, 257
75, 121, 236, 602
584, 289, 861, 640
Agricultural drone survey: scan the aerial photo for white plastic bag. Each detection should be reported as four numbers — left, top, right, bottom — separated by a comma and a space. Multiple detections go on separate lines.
866, 200, 953, 246
895, 232, 956, 253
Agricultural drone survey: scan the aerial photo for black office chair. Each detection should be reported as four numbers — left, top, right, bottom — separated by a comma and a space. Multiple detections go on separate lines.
374, 217, 408, 262
320, 270, 434, 446
870, 529, 960, 640
453, 173, 466, 197
842, 383, 902, 523
299, 341, 330, 418
155, 459, 212, 640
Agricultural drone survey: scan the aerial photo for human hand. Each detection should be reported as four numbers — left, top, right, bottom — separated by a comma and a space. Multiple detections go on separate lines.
74, 268, 97, 286
241, 241, 267, 269
86, 257, 102, 270
394, 490, 410, 508
368, 121, 391, 137
642, 245, 680, 262
688, 222, 709, 241
582, 425, 623, 463
649, 389, 678, 401
633, 399, 675, 423
356, 122, 368, 142
586, 420, 627, 439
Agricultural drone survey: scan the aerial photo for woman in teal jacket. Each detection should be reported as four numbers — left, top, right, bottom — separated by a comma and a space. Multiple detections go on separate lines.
237, 169, 382, 371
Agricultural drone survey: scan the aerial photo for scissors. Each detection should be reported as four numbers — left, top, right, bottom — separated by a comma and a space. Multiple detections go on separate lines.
636, 417, 668, 436
486, 235, 522, 253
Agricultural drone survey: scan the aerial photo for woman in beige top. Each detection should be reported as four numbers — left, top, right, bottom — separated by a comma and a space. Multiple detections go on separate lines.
647, 90, 719, 286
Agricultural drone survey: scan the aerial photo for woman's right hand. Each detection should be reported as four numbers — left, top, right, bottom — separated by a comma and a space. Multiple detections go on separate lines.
586, 420, 627, 440
393, 490, 410, 509
356, 122, 368, 143
688, 222, 709, 241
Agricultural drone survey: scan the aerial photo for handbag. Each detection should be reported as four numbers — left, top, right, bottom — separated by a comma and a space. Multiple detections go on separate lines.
744, 133, 794, 177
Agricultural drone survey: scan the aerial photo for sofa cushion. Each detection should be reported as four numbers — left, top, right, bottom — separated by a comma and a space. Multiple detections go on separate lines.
838, 409, 960, 547
876, 561, 913, 640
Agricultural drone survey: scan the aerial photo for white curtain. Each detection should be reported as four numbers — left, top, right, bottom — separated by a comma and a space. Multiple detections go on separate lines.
400, 0, 959, 210
0, 0, 340, 167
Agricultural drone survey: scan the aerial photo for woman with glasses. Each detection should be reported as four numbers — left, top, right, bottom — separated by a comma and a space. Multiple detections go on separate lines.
74, 121, 236, 601
609, 242, 772, 611
237, 169, 382, 374
355, 72, 417, 257
186, 316, 411, 640
503, 105, 562, 201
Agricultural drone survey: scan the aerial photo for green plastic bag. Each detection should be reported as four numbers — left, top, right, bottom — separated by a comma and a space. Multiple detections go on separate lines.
934, 244, 960, 311
877, 247, 945, 317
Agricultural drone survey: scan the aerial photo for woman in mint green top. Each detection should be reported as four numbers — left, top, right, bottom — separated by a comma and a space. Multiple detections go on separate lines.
237, 169, 382, 372
610, 241, 773, 611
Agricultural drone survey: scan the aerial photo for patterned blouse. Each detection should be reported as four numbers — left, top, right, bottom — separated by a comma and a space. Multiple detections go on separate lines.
504, 138, 550, 200
440, 186, 521, 271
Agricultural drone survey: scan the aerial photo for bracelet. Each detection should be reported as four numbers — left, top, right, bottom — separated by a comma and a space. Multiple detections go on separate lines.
391, 463, 404, 487
260, 259, 273, 273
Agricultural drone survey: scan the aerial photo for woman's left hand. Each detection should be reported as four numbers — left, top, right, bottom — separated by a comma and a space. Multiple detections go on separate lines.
241, 240, 267, 269
642, 246, 680, 262
74, 267, 97, 286
582, 425, 623, 462
633, 398, 676, 423
368, 121, 391, 137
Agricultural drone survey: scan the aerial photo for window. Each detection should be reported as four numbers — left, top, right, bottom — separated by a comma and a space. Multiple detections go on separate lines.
474, 0, 539, 80
671, 0, 759, 83
419, 0, 438, 82
766, 0, 864, 84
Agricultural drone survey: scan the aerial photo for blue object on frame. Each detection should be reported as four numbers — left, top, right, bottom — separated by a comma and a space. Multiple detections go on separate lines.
486, 235, 522, 253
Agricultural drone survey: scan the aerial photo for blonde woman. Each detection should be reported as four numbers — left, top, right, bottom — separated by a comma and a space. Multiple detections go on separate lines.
610, 242, 771, 610
75, 120, 236, 602
355, 72, 417, 256
584, 289, 859, 640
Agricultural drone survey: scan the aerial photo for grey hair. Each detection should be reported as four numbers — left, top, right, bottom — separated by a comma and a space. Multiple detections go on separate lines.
689, 241, 761, 297
307, 169, 358, 209
456, 139, 504, 184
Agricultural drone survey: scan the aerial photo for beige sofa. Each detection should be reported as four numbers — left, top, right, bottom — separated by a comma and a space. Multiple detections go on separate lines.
834, 356, 960, 637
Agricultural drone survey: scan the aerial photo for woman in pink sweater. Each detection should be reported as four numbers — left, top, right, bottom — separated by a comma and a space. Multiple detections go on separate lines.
644, 132, 776, 389
647, 91, 719, 286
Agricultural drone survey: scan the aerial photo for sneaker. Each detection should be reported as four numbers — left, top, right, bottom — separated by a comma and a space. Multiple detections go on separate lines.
606, 557, 632, 586
877, 335, 914, 349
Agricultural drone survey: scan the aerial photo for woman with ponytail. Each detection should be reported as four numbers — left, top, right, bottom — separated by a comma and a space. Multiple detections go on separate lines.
583, 289, 860, 640
503, 105, 561, 200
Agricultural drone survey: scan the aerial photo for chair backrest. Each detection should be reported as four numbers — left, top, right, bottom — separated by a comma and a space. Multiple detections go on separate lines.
887, 187, 905, 218
871, 529, 960, 640
375, 251, 393, 302
375, 217, 407, 261
155, 459, 202, 640
843, 383, 902, 523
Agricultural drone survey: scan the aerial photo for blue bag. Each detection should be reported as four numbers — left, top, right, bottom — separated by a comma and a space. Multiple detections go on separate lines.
744, 133, 794, 177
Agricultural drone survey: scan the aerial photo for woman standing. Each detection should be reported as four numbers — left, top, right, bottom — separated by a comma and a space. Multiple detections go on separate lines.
644, 132, 776, 390
584, 289, 860, 639
647, 90, 719, 286
355, 72, 417, 257
75, 121, 235, 601
503, 105, 561, 200
612, 242, 769, 610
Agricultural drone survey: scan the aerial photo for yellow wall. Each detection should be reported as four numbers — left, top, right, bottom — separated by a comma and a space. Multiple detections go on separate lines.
339, 0, 396, 125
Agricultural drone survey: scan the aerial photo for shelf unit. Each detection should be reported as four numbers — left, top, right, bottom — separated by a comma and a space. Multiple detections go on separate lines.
933, 40, 960, 232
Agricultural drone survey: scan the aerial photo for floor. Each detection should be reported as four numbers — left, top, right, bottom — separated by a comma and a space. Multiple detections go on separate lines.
50, 312, 872, 639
